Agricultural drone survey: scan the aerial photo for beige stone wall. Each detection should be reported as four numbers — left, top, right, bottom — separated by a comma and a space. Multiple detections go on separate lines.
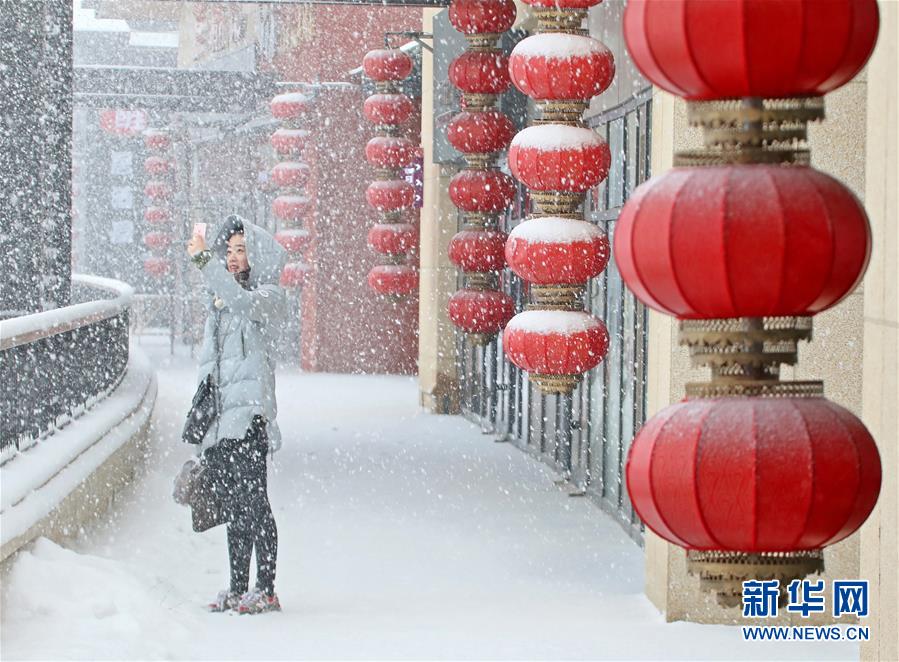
642, 64, 880, 624
0, 380, 156, 563
860, 4, 898, 660
418, 8, 461, 414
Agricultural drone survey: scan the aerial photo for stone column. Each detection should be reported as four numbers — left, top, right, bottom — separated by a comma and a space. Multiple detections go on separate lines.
418, 7, 462, 413
860, 3, 898, 659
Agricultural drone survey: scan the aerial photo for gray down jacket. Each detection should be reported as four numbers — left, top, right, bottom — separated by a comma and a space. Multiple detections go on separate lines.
195, 216, 288, 452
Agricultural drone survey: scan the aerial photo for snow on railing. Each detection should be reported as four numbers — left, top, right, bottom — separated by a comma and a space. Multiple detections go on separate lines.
0, 275, 133, 351
0, 275, 133, 464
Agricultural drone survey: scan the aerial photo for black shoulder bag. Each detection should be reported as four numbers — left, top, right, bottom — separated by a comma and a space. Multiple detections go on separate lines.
181, 373, 219, 445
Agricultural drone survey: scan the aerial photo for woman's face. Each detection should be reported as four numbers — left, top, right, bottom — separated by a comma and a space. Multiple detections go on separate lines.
226, 233, 249, 274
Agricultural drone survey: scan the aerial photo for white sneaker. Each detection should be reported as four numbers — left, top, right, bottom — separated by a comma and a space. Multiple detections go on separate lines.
237, 587, 281, 615
207, 589, 240, 613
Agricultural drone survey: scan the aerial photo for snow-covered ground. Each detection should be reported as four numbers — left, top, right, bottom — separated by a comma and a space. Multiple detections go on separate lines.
1, 338, 858, 661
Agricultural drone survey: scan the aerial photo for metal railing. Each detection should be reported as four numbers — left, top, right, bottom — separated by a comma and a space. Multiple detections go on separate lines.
0, 275, 133, 464
457, 88, 652, 543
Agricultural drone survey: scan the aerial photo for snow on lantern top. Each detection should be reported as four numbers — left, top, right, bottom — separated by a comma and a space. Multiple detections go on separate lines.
270, 92, 310, 120
449, 0, 517, 35
509, 33, 615, 101
363, 49, 414, 82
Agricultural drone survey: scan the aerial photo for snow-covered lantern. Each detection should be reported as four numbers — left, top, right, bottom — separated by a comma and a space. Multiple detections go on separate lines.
144, 257, 172, 278
143, 232, 173, 252
500, 0, 615, 392
280, 261, 309, 289
444, 0, 517, 344
367, 264, 419, 300
362, 48, 419, 300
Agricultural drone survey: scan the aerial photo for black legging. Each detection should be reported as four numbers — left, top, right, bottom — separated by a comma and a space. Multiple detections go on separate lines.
205, 417, 278, 596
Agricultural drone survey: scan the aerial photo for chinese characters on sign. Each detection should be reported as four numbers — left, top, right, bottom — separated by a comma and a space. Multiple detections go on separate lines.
99, 110, 148, 137
742, 579, 869, 619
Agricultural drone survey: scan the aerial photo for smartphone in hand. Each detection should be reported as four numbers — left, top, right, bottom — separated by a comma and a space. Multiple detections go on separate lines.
192, 222, 207, 239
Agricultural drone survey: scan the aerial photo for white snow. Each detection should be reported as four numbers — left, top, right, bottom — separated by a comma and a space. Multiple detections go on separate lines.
371, 264, 416, 274
0, 345, 156, 546
272, 92, 309, 105
371, 223, 415, 234
276, 229, 311, 240
0, 339, 858, 660
0, 275, 132, 348
275, 194, 310, 204
512, 33, 611, 60
511, 124, 603, 151
128, 32, 179, 49
73, 0, 128, 33
505, 309, 603, 334
274, 162, 309, 172
509, 217, 603, 243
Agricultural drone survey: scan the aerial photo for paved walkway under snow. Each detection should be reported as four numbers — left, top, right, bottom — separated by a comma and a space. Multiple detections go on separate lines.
1, 342, 857, 660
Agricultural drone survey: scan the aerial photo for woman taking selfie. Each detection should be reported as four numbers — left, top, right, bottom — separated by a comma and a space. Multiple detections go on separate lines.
185, 215, 287, 615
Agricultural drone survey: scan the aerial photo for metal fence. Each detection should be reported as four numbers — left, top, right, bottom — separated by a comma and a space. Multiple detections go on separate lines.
0, 276, 132, 463
457, 88, 652, 543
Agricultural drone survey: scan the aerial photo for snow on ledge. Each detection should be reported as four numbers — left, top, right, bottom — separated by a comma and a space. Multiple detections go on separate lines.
272, 92, 309, 105
506, 310, 602, 334
0, 345, 157, 548
0, 274, 133, 350
512, 33, 611, 60
275, 194, 311, 203
509, 217, 603, 243
273, 128, 311, 138
511, 125, 602, 151
277, 229, 311, 239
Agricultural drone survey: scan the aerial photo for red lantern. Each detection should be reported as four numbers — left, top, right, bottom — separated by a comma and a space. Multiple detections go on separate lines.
143, 232, 172, 250
368, 264, 419, 296
365, 136, 417, 169
448, 289, 515, 335
270, 92, 309, 120
144, 156, 172, 176
614, 165, 871, 319
272, 194, 312, 222
509, 34, 615, 100
144, 207, 171, 224
449, 51, 511, 95
270, 129, 310, 156
366, 180, 414, 212
368, 223, 419, 255
503, 310, 609, 375
144, 257, 171, 278
449, 229, 507, 272
271, 162, 310, 189
275, 229, 312, 254
623, 0, 879, 100
143, 130, 171, 151
280, 261, 309, 288
626, 397, 881, 551
364, 94, 414, 125
508, 125, 611, 191
447, 111, 515, 155
506, 217, 610, 284
449, 170, 515, 213
144, 181, 172, 201
449, 0, 516, 35
363, 49, 414, 82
